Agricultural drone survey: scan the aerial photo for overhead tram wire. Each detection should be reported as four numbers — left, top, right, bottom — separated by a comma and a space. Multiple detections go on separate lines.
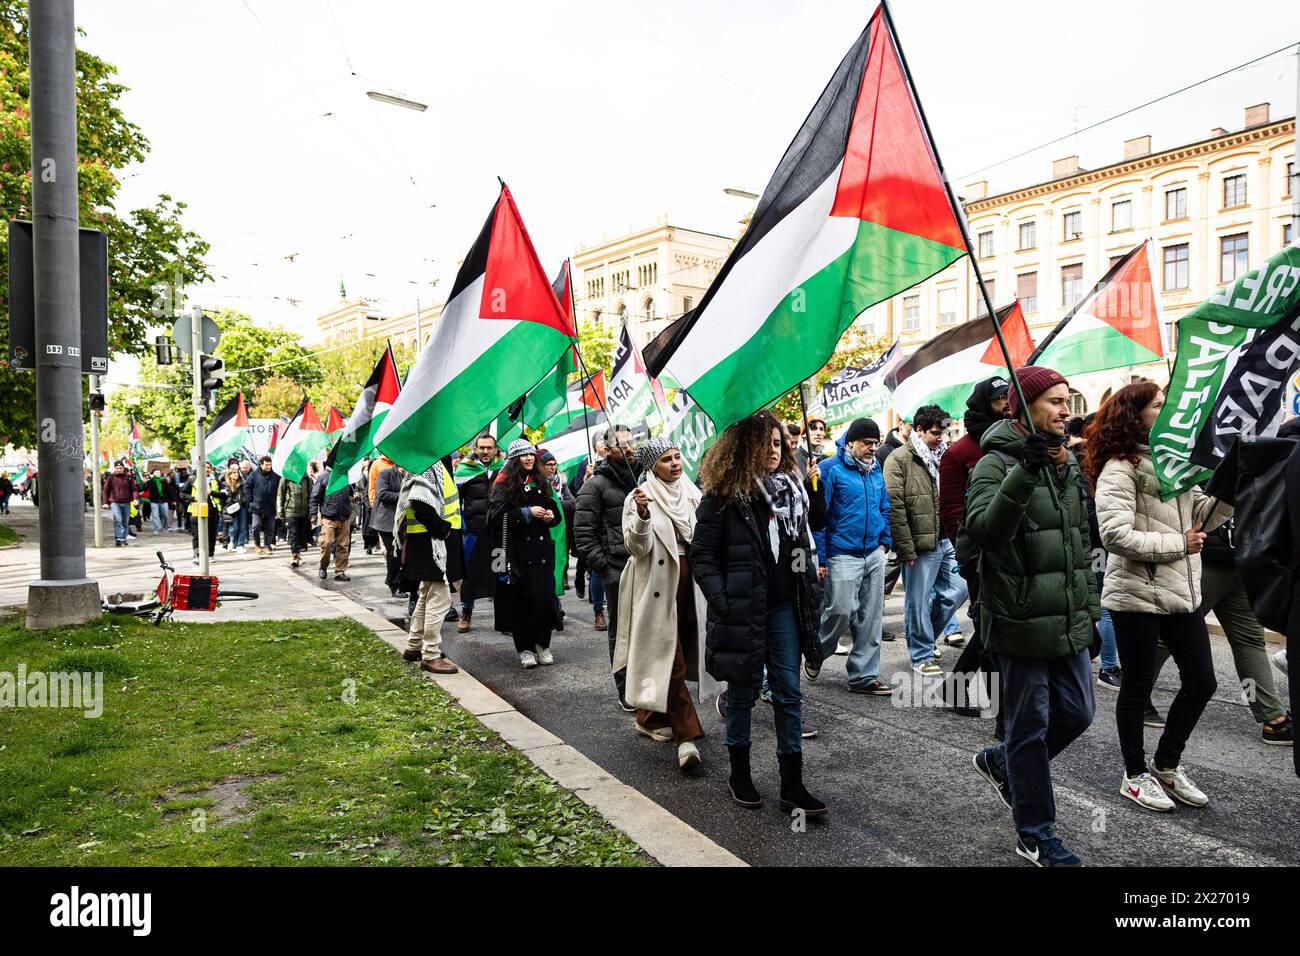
957, 40, 1300, 181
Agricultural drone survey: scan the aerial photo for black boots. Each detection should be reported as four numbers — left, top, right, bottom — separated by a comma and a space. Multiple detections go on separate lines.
726, 744, 762, 808
777, 751, 828, 818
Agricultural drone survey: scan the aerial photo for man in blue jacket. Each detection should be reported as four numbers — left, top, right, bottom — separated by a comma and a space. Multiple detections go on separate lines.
807, 418, 893, 695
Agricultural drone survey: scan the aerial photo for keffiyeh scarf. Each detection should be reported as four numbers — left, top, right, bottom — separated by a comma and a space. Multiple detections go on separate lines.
755, 470, 807, 563
396, 461, 448, 574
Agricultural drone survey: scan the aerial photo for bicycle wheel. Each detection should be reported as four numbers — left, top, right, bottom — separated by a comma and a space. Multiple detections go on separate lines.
217, 590, 259, 602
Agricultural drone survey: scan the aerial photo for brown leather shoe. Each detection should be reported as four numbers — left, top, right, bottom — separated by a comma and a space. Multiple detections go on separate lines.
456, 612, 471, 633
402, 648, 421, 662
594, 611, 608, 631
420, 657, 459, 675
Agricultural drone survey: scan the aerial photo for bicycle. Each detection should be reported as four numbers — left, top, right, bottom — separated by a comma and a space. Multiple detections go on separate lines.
102, 551, 259, 625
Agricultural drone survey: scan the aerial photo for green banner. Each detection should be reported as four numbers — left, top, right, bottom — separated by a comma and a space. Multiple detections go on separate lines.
1151, 245, 1300, 499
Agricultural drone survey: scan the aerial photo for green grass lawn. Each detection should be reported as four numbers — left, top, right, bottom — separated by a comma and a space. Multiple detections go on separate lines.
0, 613, 646, 866
0, 524, 17, 547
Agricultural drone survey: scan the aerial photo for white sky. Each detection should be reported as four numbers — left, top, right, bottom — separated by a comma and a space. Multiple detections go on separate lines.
74, 0, 1299, 385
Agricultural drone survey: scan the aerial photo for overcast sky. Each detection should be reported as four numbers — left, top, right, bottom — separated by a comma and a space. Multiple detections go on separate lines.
74, 0, 1299, 380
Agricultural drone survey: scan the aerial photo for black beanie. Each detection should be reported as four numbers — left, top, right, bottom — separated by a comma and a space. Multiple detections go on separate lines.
845, 417, 881, 443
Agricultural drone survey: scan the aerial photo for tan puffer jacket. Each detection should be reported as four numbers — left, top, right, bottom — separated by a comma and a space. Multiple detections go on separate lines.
1094, 449, 1230, 614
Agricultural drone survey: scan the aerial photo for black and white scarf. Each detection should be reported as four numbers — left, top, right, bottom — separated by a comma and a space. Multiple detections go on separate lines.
755, 470, 806, 563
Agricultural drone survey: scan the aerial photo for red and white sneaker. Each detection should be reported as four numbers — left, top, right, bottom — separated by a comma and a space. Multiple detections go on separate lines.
1149, 764, 1209, 807
1121, 772, 1175, 812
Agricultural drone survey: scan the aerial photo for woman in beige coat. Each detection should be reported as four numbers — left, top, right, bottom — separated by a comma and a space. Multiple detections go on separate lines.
1087, 382, 1230, 814
613, 437, 717, 770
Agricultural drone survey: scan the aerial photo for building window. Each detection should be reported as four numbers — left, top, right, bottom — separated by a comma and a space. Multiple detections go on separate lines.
938, 288, 957, 325
903, 295, 921, 332
1061, 263, 1084, 307
617, 303, 628, 326
644, 298, 657, 323
977, 230, 994, 258
1285, 223, 1294, 247
1223, 173, 1247, 208
1220, 233, 1248, 282
1163, 243, 1189, 290
592, 309, 602, 325
1017, 271, 1038, 313
1286, 161, 1295, 198
681, 296, 693, 315
1062, 210, 1081, 241
982, 278, 996, 308
1111, 199, 1132, 231
1018, 221, 1036, 251
1068, 389, 1088, 416
1109, 254, 1127, 269
1165, 187, 1187, 221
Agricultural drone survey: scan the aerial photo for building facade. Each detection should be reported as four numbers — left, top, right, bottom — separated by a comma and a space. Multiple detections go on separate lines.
315, 297, 441, 351
857, 103, 1297, 419
570, 221, 735, 349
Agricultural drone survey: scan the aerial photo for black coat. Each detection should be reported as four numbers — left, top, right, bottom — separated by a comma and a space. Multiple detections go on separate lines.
312, 469, 353, 521
874, 430, 906, 467
400, 499, 462, 584
247, 468, 280, 515
488, 482, 563, 634
458, 462, 501, 535
691, 479, 826, 688
573, 457, 636, 584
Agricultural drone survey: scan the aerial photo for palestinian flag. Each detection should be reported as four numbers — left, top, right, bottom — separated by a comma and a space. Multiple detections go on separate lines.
205, 393, 251, 466
325, 344, 402, 495
272, 398, 328, 484
325, 406, 346, 442
538, 369, 607, 436
506, 262, 581, 429
607, 323, 667, 429
540, 412, 608, 484
1028, 240, 1165, 374
375, 183, 577, 474
643, 4, 965, 430
886, 301, 1035, 418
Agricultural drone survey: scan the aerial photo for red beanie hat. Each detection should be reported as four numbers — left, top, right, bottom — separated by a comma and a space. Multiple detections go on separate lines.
1007, 366, 1069, 420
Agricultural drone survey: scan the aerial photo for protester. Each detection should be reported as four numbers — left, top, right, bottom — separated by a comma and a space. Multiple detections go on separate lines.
187, 464, 223, 564
455, 434, 503, 632
966, 366, 1098, 867
370, 458, 406, 597
574, 424, 637, 706
245, 456, 280, 556
487, 440, 564, 668
102, 462, 136, 546
568, 437, 608, 606
793, 406, 829, 476
312, 464, 353, 581
398, 457, 463, 674
884, 404, 966, 676
539, 450, 576, 615
1088, 381, 1229, 812
939, 375, 1011, 716
805, 417, 893, 695
220, 467, 244, 551
141, 469, 170, 536
1069, 413, 1121, 690
613, 438, 713, 770
307, 461, 322, 545
693, 410, 827, 817
164, 467, 181, 530
0, 472, 11, 514
278, 468, 313, 569
875, 416, 911, 466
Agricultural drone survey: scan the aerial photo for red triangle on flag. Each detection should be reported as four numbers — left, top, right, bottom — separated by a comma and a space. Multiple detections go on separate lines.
377, 347, 402, 405
1089, 244, 1162, 357
581, 370, 606, 411
234, 393, 251, 428
830, 8, 964, 251
326, 406, 346, 433
299, 400, 324, 432
980, 301, 1035, 369
479, 185, 577, 338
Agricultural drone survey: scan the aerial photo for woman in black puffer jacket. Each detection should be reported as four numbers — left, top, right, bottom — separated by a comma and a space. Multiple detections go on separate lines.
692, 410, 826, 818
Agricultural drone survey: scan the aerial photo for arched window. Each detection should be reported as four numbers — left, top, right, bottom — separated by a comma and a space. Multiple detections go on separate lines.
644, 298, 657, 323
592, 309, 602, 326
617, 303, 627, 327
1068, 389, 1088, 416
1099, 387, 1113, 407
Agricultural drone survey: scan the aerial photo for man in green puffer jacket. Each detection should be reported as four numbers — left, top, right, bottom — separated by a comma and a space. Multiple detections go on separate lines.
964, 366, 1099, 868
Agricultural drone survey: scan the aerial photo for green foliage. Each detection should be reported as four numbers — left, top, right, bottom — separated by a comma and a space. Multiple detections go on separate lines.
576, 319, 616, 379
769, 326, 893, 423
0, 3, 210, 448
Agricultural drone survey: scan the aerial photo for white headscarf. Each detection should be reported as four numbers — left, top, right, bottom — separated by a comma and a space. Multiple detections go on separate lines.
642, 467, 701, 544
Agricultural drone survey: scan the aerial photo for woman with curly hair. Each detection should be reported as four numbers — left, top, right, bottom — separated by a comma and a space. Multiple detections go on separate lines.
692, 410, 827, 816
1087, 381, 1229, 813
487, 440, 564, 669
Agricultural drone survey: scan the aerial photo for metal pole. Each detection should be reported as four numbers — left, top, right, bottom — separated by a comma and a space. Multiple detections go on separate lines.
1293, 43, 1299, 240
89, 373, 102, 548
192, 310, 209, 574
26, 0, 99, 627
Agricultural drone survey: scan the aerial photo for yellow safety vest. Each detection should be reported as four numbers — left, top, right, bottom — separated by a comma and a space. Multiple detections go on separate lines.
188, 477, 219, 517
404, 468, 461, 534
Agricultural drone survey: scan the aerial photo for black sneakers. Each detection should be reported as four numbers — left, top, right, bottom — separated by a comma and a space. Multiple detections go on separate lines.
972, 750, 1012, 811
1016, 835, 1081, 867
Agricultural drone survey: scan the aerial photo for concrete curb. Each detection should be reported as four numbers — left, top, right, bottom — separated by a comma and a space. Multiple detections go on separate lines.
274, 567, 747, 868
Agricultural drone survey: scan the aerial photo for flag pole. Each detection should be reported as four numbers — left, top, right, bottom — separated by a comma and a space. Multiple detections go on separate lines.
879, 0, 1033, 433
796, 379, 818, 491
566, 259, 594, 464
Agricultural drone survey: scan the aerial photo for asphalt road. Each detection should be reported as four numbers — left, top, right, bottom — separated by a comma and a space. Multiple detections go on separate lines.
326, 544, 1296, 866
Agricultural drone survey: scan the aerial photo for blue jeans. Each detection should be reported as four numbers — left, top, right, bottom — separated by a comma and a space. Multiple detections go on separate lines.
902, 540, 966, 666
150, 502, 169, 533
110, 502, 130, 541
724, 604, 803, 754
228, 509, 250, 549
983, 649, 1095, 840
589, 568, 606, 614
1098, 607, 1118, 671
818, 549, 886, 687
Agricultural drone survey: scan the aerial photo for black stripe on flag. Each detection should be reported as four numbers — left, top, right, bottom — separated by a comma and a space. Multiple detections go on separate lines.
444, 192, 499, 305
886, 303, 1016, 389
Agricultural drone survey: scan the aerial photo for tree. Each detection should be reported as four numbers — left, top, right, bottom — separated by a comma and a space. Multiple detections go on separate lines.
576, 319, 616, 379
312, 333, 416, 416
0, 3, 210, 448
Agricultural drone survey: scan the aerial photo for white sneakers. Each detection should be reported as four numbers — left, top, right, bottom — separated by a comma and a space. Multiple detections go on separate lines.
635, 722, 673, 742
677, 741, 701, 768
913, 660, 943, 677
519, 651, 538, 669
535, 647, 554, 666
834, 636, 852, 656
1150, 765, 1209, 807
1121, 772, 1175, 811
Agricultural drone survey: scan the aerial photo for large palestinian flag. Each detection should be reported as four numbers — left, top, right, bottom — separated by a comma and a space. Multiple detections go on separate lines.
272, 398, 328, 484
886, 302, 1035, 418
1028, 240, 1165, 374
539, 412, 609, 484
325, 344, 401, 494
375, 184, 576, 473
607, 323, 667, 429
505, 261, 581, 430
205, 393, 251, 466
643, 4, 966, 429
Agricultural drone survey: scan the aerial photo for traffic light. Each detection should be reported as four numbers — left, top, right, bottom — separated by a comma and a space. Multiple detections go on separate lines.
199, 353, 227, 403
155, 334, 174, 365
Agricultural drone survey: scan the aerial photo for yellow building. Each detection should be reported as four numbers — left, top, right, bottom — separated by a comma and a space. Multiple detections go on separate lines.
858, 102, 1296, 417
315, 297, 442, 351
